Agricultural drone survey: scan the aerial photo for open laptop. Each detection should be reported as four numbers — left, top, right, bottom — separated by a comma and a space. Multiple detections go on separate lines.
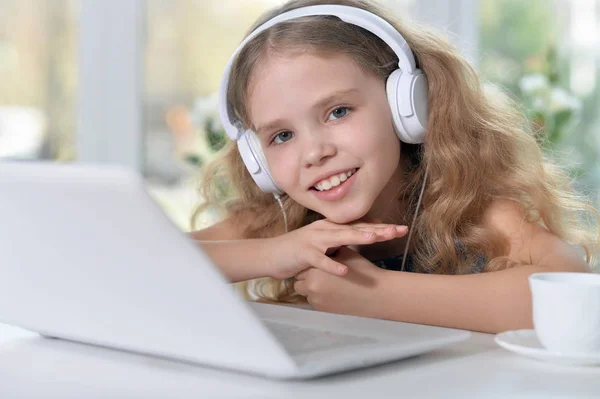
0, 161, 470, 379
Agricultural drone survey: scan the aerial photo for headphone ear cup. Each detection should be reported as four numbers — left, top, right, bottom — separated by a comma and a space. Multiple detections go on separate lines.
386, 69, 428, 144
407, 71, 428, 142
237, 131, 282, 194
386, 69, 407, 141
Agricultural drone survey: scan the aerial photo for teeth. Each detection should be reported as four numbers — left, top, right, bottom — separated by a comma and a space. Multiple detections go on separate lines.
315, 169, 356, 191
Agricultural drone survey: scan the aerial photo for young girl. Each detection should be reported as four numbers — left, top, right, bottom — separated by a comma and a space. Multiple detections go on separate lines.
190, 0, 599, 334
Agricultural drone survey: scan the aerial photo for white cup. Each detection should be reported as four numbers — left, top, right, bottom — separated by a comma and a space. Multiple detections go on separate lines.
529, 272, 600, 354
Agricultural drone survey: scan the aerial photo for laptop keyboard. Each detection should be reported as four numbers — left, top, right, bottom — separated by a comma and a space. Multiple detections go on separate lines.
263, 320, 378, 356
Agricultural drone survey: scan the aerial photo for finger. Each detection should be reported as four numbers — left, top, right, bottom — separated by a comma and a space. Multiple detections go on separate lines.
293, 280, 308, 296
321, 219, 402, 231
355, 226, 409, 241
295, 268, 312, 280
320, 228, 379, 248
350, 222, 407, 231
321, 227, 404, 248
332, 246, 376, 269
354, 226, 408, 239
309, 251, 348, 276
334, 245, 359, 257
331, 247, 379, 287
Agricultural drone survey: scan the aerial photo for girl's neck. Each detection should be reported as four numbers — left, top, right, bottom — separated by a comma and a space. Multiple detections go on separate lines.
360, 163, 414, 261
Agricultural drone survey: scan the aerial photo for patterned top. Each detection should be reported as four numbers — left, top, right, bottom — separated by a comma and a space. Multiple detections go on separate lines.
372, 253, 486, 274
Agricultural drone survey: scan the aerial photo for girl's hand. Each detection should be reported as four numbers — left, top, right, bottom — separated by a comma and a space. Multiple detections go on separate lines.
293, 246, 387, 317
266, 218, 407, 280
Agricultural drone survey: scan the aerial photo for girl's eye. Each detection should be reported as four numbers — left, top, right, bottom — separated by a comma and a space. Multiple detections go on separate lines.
272, 130, 294, 144
328, 106, 350, 121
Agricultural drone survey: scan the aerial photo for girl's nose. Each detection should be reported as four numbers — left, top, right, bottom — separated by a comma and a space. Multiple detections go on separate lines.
303, 135, 337, 167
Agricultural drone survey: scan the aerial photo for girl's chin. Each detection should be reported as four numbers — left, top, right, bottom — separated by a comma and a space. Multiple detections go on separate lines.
295, 197, 370, 224
318, 209, 369, 225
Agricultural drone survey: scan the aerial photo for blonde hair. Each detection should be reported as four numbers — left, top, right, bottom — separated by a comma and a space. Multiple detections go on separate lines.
194, 0, 599, 301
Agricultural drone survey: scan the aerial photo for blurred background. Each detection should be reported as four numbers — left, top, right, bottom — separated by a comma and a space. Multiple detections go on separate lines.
0, 0, 598, 231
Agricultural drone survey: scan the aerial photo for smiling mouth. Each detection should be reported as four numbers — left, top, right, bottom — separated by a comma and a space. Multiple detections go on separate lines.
310, 168, 358, 191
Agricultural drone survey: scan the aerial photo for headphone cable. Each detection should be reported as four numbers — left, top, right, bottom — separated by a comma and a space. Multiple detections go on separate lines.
274, 193, 289, 233
400, 161, 429, 272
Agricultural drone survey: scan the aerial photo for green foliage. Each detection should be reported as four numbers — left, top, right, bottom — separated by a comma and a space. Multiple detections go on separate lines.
480, 0, 581, 148
206, 118, 227, 152
518, 50, 581, 150
183, 153, 203, 167
480, 0, 555, 94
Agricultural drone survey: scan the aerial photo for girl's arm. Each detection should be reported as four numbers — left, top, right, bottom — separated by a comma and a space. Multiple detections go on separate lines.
293, 200, 591, 333
189, 219, 275, 282
377, 249, 587, 333
376, 200, 591, 333
190, 218, 408, 284
197, 238, 277, 283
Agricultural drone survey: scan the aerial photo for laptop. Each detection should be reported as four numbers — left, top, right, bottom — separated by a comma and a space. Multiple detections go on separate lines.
0, 161, 471, 379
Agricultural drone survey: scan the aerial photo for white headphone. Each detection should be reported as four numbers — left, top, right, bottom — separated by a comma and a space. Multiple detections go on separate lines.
218, 4, 429, 194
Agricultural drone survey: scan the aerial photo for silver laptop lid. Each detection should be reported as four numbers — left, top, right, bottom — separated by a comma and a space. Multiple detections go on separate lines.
0, 162, 295, 377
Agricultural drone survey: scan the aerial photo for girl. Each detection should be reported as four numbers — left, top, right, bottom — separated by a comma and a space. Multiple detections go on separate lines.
190, 0, 599, 334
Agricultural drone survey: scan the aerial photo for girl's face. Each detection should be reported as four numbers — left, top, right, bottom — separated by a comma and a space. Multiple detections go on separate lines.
247, 50, 402, 223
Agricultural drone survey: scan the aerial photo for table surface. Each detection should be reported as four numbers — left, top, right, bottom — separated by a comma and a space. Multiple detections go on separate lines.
1, 322, 599, 399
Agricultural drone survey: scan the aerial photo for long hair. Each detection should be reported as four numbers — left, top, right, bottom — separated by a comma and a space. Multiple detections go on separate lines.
193, 0, 599, 301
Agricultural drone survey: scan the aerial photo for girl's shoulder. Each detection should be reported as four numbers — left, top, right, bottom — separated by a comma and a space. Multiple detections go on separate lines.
482, 199, 589, 271
481, 199, 526, 235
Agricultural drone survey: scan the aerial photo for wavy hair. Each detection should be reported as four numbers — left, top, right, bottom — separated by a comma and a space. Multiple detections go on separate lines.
193, 0, 599, 302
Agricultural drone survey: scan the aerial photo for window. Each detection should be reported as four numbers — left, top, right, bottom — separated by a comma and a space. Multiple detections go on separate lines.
0, 0, 78, 161
480, 0, 600, 205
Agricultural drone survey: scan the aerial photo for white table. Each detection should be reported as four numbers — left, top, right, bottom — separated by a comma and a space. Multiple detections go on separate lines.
0, 323, 599, 398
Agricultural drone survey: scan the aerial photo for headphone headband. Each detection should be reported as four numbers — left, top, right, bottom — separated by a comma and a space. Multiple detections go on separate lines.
218, 4, 417, 141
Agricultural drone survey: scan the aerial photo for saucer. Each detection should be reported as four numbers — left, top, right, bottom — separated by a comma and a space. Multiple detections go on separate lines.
494, 329, 600, 366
